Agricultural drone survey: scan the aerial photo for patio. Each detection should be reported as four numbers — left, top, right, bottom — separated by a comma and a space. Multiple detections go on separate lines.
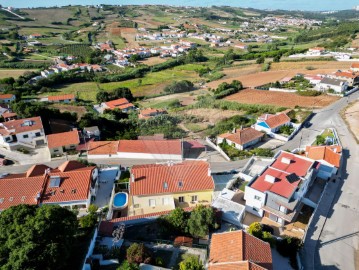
94, 167, 120, 209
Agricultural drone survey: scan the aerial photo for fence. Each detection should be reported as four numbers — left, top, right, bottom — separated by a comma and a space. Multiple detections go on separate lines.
82, 228, 98, 270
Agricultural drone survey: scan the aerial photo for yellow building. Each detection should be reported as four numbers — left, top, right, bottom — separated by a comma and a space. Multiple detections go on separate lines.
128, 161, 215, 216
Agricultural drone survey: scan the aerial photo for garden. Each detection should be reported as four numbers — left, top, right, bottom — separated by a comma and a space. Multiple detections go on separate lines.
218, 140, 274, 160
313, 128, 337, 146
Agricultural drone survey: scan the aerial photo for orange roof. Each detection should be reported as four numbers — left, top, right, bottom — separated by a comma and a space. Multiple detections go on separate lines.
351, 63, 359, 69
88, 141, 119, 155
219, 128, 264, 146
310, 47, 325, 51
47, 130, 80, 149
139, 108, 167, 119
305, 145, 342, 167
0, 94, 15, 99
334, 71, 359, 79
2, 112, 17, 118
48, 94, 76, 101
262, 113, 290, 129
130, 161, 214, 196
208, 230, 272, 270
2, 116, 43, 134
118, 139, 182, 155
104, 98, 134, 110
0, 161, 95, 210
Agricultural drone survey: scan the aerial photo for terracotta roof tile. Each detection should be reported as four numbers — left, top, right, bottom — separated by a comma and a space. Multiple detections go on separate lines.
118, 139, 182, 155
208, 261, 267, 270
334, 71, 359, 79
263, 113, 290, 129
1, 116, 43, 134
271, 152, 314, 177
209, 230, 272, 270
48, 94, 75, 101
47, 130, 80, 149
104, 98, 134, 110
26, 164, 50, 177
0, 94, 15, 99
305, 145, 342, 167
2, 112, 17, 118
219, 128, 264, 146
139, 108, 167, 119
351, 63, 359, 69
88, 141, 119, 155
130, 161, 214, 196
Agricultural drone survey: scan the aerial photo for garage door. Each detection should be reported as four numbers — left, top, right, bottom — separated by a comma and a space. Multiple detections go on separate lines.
36, 140, 45, 146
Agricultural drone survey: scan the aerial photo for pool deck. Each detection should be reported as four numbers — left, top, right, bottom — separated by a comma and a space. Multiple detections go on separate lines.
93, 167, 119, 209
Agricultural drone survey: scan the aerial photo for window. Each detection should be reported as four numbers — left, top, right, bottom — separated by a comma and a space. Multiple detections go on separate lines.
163, 197, 169, 205
23, 134, 29, 139
252, 207, 259, 212
149, 199, 156, 207
35, 132, 41, 137
254, 195, 261, 201
191, 195, 198, 202
5, 137, 11, 142
178, 196, 184, 203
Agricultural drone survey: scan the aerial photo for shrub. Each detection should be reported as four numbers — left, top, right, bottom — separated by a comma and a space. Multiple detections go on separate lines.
164, 80, 194, 94
297, 90, 321, 96
179, 254, 204, 270
315, 135, 325, 145
276, 236, 303, 257
262, 231, 275, 247
247, 222, 263, 238
305, 66, 316, 70
126, 243, 152, 264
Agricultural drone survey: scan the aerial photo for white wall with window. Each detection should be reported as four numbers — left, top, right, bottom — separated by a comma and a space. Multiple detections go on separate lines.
244, 185, 266, 217
131, 194, 175, 215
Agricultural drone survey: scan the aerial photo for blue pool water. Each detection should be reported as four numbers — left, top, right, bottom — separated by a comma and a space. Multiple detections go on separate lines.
113, 193, 128, 208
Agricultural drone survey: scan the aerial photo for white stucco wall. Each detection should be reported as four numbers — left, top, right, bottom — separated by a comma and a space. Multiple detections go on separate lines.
244, 185, 266, 217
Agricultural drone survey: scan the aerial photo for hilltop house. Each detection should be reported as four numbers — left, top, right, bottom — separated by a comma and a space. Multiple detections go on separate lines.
217, 127, 264, 150
0, 116, 46, 150
350, 63, 359, 72
87, 139, 183, 161
330, 71, 359, 86
308, 47, 325, 55
46, 130, 80, 157
254, 113, 291, 134
98, 98, 136, 113
316, 77, 348, 93
128, 161, 214, 216
0, 160, 98, 212
208, 230, 273, 270
0, 94, 16, 103
47, 94, 76, 103
244, 151, 320, 225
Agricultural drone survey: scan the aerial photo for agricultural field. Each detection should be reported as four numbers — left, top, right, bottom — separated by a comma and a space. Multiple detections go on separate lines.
0, 69, 36, 79
178, 108, 243, 124
58, 44, 93, 58
51, 104, 88, 120
225, 89, 339, 108
343, 100, 359, 143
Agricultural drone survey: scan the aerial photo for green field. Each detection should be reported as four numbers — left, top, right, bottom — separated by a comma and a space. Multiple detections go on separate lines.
49, 68, 199, 102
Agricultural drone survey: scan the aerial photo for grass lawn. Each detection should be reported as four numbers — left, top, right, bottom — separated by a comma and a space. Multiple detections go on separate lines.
143, 98, 180, 109
51, 68, 199, 102
184, 122, 208, 133
239, 181, 249, 192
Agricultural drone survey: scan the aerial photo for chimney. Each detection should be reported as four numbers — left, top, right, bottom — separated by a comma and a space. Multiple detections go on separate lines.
281, 157, 292, 164
131, 173, 135, 182
265, 174, 276, 183
265, 114, 268, 120
208, 167, 211, 176
232, 128, 236, 133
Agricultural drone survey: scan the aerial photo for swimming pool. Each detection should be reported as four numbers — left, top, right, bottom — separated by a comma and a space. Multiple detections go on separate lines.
113, 192, 128, 209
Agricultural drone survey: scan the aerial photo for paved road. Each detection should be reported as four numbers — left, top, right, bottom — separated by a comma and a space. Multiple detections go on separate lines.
299, 91, 359, 270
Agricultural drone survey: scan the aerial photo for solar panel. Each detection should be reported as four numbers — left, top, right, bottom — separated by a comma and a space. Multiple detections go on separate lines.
49, 176, 61, 188
286, 173, 299, 183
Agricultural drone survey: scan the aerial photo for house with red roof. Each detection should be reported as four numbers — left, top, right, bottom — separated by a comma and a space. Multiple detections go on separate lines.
139, 108, 167, 119
0, 116, 46, 150
0, 94, 16, 103
208, 230, 273, 270
350, 62, 359, 72
255, 112, 291, 134
46, 130, 80, 157
87, 139, 183, 161
244, 151, 318, 225
217, 127, 264, 150
0, 160, 99, 212
47, 94, 76, 103
128, 161, 214, 215
99, 98, 136, 113
330, 70, 359, 86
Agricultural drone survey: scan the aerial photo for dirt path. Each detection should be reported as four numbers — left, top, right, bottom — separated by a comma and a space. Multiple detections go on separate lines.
343, 99, 359, 143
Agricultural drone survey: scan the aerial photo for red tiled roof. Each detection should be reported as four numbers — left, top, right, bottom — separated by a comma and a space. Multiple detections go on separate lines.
0, 176, 44, 210
104, 98, 132, 109
310, 47, 325, 51
263, 113, 290, 129
351, 63, 359, 69
2, 112, 17, 118
305, 145, 342, 167
250, 167, 298, 198
0, 94, 15, 99
218, 128, 264, 146
118, 139, 182, 155
130, 161, 214, 196
87, 141, 119, 155
2, 116, 43, 134
208, 230, 272, 270
334, 71, 359, 79
48, 94, 75, 101
47, 130, 80, 149
271, 152, 314, 177
139, 108, 167, 119
26, 164, 50, 177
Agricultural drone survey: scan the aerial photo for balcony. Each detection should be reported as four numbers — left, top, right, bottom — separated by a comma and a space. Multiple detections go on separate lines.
261, 204, 300, 223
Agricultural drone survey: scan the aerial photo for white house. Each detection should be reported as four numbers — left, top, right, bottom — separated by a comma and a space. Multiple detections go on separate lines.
0, 116, 46, 150
254, 113, 291, 133
316, 77, 348, 93
0, 94, 16, 104
217, 127, 264, 151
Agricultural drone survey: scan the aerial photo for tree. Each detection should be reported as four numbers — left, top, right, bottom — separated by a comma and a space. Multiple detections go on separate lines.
315, 135, 325, 145
277, 236, 302, 257
273, 55, 281, 62
164, 80, 194, 94
187, 205, 217, 238
79, 205, 98, 229
0, 204, 78, 270
256, 56, 265, 64
179, 254, 204, 270
96, 91, 110, 103
165, 207, 187, 233
247, 222, 263, 239
126, 243, 151, 265
118, 260, 140, 270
